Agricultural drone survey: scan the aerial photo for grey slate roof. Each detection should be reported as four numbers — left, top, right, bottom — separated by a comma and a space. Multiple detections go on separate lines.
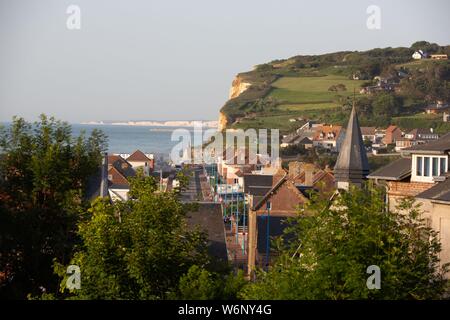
186, 203, 228, 262
298, 137, 313, 145
402, 132, 450, 154
85, 153, 109, 201
367, 157, 411, 181
243, 174, 273, 194
416, 178, 450, 203
334, 106, 370, 184
248, 185, 272, 197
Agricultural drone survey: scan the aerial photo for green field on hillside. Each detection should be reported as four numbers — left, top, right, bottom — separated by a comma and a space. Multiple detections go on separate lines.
277, 102, 340, 112
269, 75, 365, 104
232, 113, 303, 133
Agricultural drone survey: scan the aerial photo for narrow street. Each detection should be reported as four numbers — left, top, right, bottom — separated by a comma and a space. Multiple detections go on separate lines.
179, 166, 203, 203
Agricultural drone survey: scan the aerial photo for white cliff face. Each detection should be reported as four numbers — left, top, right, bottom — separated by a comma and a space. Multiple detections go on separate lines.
229, 76, 251, 99
218, 112, 228, 131
218, 76, 252, 131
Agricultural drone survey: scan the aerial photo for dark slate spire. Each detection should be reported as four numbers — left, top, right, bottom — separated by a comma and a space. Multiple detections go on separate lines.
334, 105, 370, 190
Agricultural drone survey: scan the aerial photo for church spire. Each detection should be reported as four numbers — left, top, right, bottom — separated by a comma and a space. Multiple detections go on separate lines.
334, 100, 370, 190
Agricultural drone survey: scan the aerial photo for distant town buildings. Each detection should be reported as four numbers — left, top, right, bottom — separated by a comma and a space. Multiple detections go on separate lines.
411, 50, 447, 60
90, 150, 155, 202
312, 124, 345, 152
383, 125, 402, 145
425, 102, 450, 114
412, 50, 428, 60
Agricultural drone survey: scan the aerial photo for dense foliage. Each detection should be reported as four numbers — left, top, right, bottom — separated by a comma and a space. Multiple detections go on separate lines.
52, 176, 226, 299
0, 115, 107, 299
241, 186, 449, 299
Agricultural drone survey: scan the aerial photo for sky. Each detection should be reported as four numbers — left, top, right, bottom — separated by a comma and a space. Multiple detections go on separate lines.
0, 0, 449, 123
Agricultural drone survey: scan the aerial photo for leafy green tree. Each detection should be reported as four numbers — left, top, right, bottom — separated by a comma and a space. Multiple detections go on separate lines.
241, 186, 449, 300
55, 177, 210, 299
177, 265, 219, 300
0, 115, 107, 299
372, 92, 402, 118
174, 167, 191, 193
176, 265, 246, 300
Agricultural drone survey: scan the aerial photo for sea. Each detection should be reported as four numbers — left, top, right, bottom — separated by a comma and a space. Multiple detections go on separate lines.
73, 124, 217, 158
1, 123, 216, 159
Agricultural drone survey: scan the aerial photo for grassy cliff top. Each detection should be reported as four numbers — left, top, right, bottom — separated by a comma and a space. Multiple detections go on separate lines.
220, 42, 450, 134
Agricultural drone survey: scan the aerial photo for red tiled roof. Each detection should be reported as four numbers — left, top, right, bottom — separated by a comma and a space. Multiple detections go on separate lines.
313, 125, 342, 141
360, 127, 376, 135
127, 150, 151, 162
385, 125, 399, 133
108, 167, 129, 187
108, 155, 123, 165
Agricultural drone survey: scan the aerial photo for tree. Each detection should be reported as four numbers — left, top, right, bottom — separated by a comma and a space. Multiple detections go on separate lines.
372, 92, 401, 119
0, 115, 107, 299
241, 186, 449, 300
54, 176, 210, 299
174, 167, 191, 193
176, 265, 246, 300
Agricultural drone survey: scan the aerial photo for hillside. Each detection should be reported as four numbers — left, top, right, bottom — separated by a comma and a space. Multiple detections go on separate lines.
218, 41, 450, 134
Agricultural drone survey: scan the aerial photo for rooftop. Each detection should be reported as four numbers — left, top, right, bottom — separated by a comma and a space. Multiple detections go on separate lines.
416, 178, 450, 204
367, 157, 411, 181
127, 150, 152, 162
402, 133, 450, 154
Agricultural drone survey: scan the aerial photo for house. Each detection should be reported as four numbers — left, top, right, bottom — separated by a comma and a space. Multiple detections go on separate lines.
395, 138, 418, 152
125, 150, 154, 175
312, 124, 344, 152
430, 54, 448, 60
280, 134, 313, 149
382, 125, 402, 145
107, 154, 136, 201
368, 134, 450, 275
247, 168, 311, 273
289, 162, 335, 195
360, 127, 376, 143
297, 137, 313, 149
415, 179, 450, 275
404, 128, 439, 141
412, 50, 428, 60
425, 102, 450, 114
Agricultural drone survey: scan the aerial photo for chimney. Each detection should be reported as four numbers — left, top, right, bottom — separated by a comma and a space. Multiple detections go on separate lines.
303, 163, 315, 187
289, 161, 302, 178
100, 152, 109, 197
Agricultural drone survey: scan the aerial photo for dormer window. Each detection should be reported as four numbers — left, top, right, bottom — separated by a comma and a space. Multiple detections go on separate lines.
412, 154, 448, 182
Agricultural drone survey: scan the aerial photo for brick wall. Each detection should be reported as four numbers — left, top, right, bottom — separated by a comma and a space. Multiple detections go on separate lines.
388, 181, 434, 197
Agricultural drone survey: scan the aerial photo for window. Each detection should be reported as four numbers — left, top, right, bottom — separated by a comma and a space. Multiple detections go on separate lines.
416, 156, 422, 176
424, 157, 430, 176
432, 157, 439, 176
441, 158, 447, 175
